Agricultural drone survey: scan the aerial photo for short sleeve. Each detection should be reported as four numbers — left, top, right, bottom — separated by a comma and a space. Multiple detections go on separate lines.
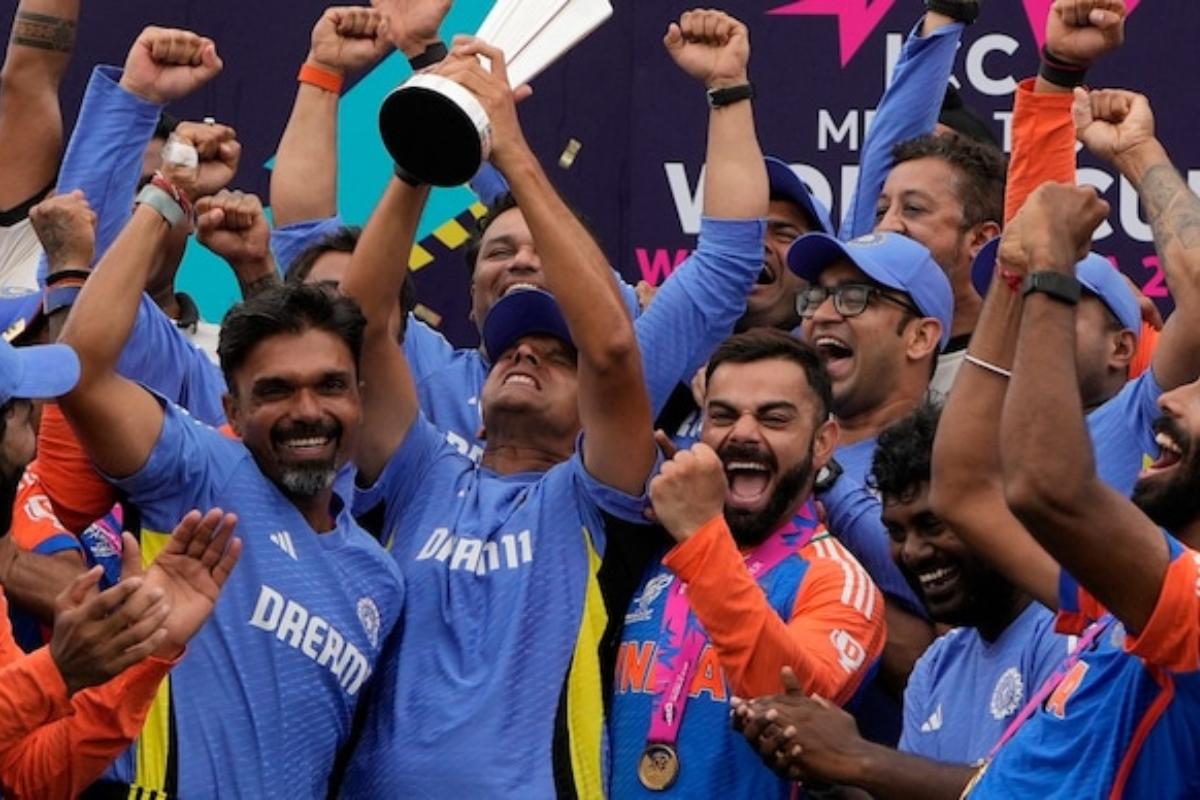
1055, 570, 1108, 636
352, 414, 448, 527
569, 441, 660, 524
898, 643, 938, 756
104, 396, 236, 529
10, 471, 82, 556
1025, 609, 1072, 690
1124, 534, 1200, 673
270, 216, 347, 275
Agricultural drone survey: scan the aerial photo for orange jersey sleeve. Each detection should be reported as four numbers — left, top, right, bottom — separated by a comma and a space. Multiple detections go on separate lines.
10, 468, 84, 557
29, 403, 118, 534
1129, 322, 1159, 380
1005, 78, 1076, 225
0, 588, 177, 799
1124, 543, 1200, 673
662, 518, 885, 704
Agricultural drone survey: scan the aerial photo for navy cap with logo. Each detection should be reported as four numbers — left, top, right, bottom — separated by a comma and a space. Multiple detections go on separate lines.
970, 238, 1141, 341
482, 288, 574, 365
786, 231, 955, 350
0, 336, 80, 406
765, 157, 834, 235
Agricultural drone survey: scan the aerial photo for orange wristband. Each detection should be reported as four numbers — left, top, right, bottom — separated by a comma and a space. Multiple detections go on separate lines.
297, 62, 344, 94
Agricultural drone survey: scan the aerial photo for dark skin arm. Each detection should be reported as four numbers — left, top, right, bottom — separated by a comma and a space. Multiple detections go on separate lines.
731, 668, 975, 800
999, 183, 1168, 635
0, 537, 86, 622
0, 0, 78, 209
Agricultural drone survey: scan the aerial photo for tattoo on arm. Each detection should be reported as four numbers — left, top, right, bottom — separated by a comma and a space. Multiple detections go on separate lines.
11, 11, 76, 53
1141, 163, 1200, 263
239, 272, 282, 300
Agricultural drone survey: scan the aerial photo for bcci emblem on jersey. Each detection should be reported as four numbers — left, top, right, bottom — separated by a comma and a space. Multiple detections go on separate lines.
990, 666, 1024, 720
358, 597, 381, 649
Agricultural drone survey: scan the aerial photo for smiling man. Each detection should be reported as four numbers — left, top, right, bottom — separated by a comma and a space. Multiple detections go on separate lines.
609, 329, 884, 799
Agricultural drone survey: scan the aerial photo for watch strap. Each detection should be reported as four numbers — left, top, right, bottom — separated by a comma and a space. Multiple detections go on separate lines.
408, 41, 448, 71
1039, 46, 1088, 88
707, 83, 754, 109
1022, 271, 1082, 305
43, 285, 82, 316
136, 183, 185, 228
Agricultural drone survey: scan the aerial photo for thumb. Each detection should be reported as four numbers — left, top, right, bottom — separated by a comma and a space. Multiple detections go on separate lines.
200, 42, 223, 74
663, 23, 683, 51
1071, 87, 1093, 131
1089, 9, 1120, 29
197, 207, 226, 232
781, 666, 804, 695
120, 531, 144, 580
63, 565, 104, 608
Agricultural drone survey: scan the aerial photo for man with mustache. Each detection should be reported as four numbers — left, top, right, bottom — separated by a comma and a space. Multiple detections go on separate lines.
47, 123, 405, 796
609, 329, 885, 798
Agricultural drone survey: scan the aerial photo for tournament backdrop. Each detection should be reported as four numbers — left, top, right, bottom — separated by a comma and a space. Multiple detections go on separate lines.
2, 0, 1194, 347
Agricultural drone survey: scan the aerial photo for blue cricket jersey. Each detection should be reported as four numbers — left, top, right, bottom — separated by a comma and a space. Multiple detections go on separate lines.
100, 399, 404, 797
341, 416, 654, 799
972, 534, 1200, 798
1087, 371, 1162, 497
899, 602, 1067, 764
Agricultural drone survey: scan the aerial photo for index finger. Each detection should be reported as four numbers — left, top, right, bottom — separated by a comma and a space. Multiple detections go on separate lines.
653, 429, 679, 459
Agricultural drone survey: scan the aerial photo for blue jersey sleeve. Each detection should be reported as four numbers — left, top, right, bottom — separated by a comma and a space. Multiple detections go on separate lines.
270, 215, 347, 275
1024, 607, 1072, 693
404, 317, 461, 383
818, 473, 925, 616
897, 638, 939, 756
634, 216, 766, 415
105, 395, 239, 530
46, 65, 161, 281
353, 414, 451, 545
568, 442, 660, 526
839, 20, 964, 240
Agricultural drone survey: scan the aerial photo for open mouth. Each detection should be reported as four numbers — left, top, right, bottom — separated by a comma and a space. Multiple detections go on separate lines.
1142, 428, 1185, 478
755, 262, 775, 287
814, 335, 854, 377
723, 459, 774, 508
500, 281, 543, 298
502, 371, 541, 390
916, 565, 960, 597
274, 433, 337, 461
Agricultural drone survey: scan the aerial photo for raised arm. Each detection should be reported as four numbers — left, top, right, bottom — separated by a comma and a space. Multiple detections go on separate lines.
999, 183, 1168, 634
930, 212, 1060, 610
197, 189, 280, 299
270, 6, 390, 226
840, 4, 965, 239
1077, 88, 1200, 392
0, 0, 77, 210
56, 117, 214, 478
439, 37, 656, 494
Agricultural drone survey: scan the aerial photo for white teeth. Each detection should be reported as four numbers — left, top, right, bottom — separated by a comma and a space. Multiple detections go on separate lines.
1155, 432, 1183, 455
815, 336, 851, 351
725, 461, 768, 472
504, 374, 536, 387
918, 567, 956, 586
285, 437, 330, 448
502, 282, 541, 296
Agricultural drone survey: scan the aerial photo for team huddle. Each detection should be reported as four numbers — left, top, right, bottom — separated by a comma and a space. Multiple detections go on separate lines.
1, 0, 1199, 797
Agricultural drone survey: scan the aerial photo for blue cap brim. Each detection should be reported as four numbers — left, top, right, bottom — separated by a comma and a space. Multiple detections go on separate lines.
0, 290, 43, 343
482, 289, 574, 364
970, 238, 1000, 298
5, 342, 80, 402
765, 157, 834, 235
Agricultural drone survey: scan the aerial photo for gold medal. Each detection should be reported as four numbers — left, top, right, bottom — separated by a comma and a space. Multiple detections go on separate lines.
638, 743, 680, 791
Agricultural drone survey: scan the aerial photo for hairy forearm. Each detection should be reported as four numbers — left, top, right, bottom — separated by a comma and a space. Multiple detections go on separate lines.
58, 206, 171, 388
270, 83, 339, 226
231, 258, 282, 300
500, 148, 631, 364
702, 100, 767, 220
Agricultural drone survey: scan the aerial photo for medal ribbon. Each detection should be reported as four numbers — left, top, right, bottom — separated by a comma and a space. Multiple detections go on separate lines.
646, 502, 824, 746
985, 614, 1113, 761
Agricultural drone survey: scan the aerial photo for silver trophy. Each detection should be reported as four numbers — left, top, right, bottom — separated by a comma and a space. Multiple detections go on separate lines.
379, 0, 613, 186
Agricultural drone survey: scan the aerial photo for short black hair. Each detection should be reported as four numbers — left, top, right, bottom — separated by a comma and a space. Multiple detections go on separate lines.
769, 191, 819, 232
218, 282, 366, 391
462, 192, 601, 280
705, 329, 833, 422
285, 225, 416, 337
892, 133, 1006, 230
869, 401, 942, 504
939, 84, 1000, 147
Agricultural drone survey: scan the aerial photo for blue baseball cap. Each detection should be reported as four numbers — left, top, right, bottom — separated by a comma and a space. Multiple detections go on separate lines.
765, 157, 834, 235
0, 289, 42, 344
482, 287, 574, 364
787, 232, 955, 350
971, 239, 1141, 341
0, 337, 80, 406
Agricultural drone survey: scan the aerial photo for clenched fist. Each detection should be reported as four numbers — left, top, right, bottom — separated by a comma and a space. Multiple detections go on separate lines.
30, 190, 97, 271
664, 9, 750, 91
1005, 183, 1109, 276
196, 190, 272, 270
308, 6, 391, 76
649, 443, 728, 542
372, 0, 451, 59
119, 27, 223, 105
1045, 0, 1126, 67
1073, 87, 1156, 168
171, 121, 242, 199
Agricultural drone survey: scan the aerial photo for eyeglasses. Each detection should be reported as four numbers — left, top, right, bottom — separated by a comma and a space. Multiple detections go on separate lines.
796, 283, 922, 319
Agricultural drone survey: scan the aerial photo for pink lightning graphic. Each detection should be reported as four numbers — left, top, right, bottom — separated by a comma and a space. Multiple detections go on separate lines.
770, 0, 1143, 69
768, 0, 897, 67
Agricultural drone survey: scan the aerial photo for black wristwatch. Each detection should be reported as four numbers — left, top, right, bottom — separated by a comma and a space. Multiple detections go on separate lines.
814, 457, 843, 494
925, 0, 981, 24
1022, 271, 1082, 305
408, 41, 448, 71
707, 83, 755, 109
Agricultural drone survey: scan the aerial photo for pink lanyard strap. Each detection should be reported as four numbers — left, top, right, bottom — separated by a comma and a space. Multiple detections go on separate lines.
646, 502, 824, 745
985, 614, 1113, 761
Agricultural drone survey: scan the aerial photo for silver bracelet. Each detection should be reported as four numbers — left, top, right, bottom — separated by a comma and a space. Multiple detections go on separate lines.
964, 353, 1012, 379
